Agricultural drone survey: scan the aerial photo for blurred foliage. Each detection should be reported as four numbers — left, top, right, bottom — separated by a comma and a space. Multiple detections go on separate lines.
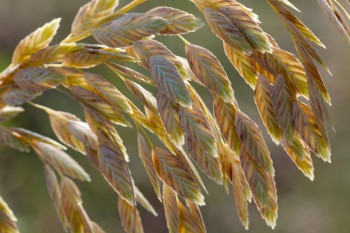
1, 0, 350, 232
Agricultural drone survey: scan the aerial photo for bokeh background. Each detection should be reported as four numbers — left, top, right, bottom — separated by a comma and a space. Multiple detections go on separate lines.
1, 0, 350, 232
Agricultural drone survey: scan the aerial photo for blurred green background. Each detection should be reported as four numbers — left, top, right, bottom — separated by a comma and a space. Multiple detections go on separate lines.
1, 0, 350, 232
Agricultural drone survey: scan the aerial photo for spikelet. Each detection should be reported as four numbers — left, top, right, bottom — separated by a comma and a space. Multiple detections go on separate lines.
13, 67, 65, 91
83, 72, 133, 113
118, 197, 144, 233
44, 165, 70, 230
134, 187, 158, 216
129, 39, 189, 79
202, 7, 252, 54
0, 196, 19, 233
255, 75, 283, 144
2, 86, 42, 106
272, 74, 296, 143
108, 62, 153, 85
240, 145, 278, 229
60, 177, 95, 232
157, 92, 185, 148
62, 45, 132, 68
71, 86, 131, 127
96, 129, 134, 204
31, 103, 95, 154
93, 13, 168, 47
235, 111, 275, 175
221, 144, 251, 230
185, 43, 234, 102
152, 147, 204, 205
12, 18, 61, 64
0, 126, 30, 152
317, 0, 350, 41
28, 44, 81, 66
150, 55, 192, 107
0, 106, 23, 122
31, 141, 91, 181
71, 0, 120, 38
177, 200, 200, 233
146, 7, 204, 35
137, 131, 161, 200
282, 136, 314, 180
223, 42, 258, 88
163, 185, 179, 233
218, 5, 273, 53
293, 101, 331, 162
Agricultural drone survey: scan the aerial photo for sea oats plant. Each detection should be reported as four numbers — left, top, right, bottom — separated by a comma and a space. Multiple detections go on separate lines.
0, 0, 349, 232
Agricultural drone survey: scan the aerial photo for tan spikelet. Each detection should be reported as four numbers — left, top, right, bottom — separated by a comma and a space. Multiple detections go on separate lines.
236, 111, 274, 175
0, 106, 23, 122
150, 55, 192, 107
272, 74, 296, 143
221, 144, 251, 230
2, 86, 42, 106
124, 79, 157, 113
137, 131, 161, 200
60, 177, 94, 233
147, 7, 204, 35
118, 197, 144, 233
134, 187, 158, 216
223, 42, 258, 88
156, 92, 185, 148
152, 147, 204, 205
93, 13, 168, 47
12, 18, 61, 64
83, 72, 133, 113
62, 46, 122, 68
13, 67, 65, 92
31, 141, 91, 181
282, 136, 314, 180
185, 201, 206, 233
185, 43, 234, 102
213, 99, 241, 154
293, 101, 331, 162
253, 48, 309, 97
0, 196, 19, 233
163, 185, 179, 233
84, 107, 128, 160
317, 0, 350, 41
28, 44, 80, 66
268, 0, 330, 73
97, 129, 134, 204
255, 75, 283, 144
297, 46, 332, 131
44, 165, 69, 230
0, 126, 30, 152
129, 39, 189, 79
71, 0, 119, 37
108, 62, 153, 85
71, 86, 131, 127
177, 200, 200, 233
268, 0, 324, 47
218, 5, 273, 53
202, 7, 252, 54
11, 128, 66, 149
185, 137, 223, 185
240, 145, 278, 229
49, 114, 86, 154
178, 104, 218, 159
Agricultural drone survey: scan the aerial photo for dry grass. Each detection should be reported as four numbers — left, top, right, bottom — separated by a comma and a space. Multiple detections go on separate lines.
1, 0, 348, 232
